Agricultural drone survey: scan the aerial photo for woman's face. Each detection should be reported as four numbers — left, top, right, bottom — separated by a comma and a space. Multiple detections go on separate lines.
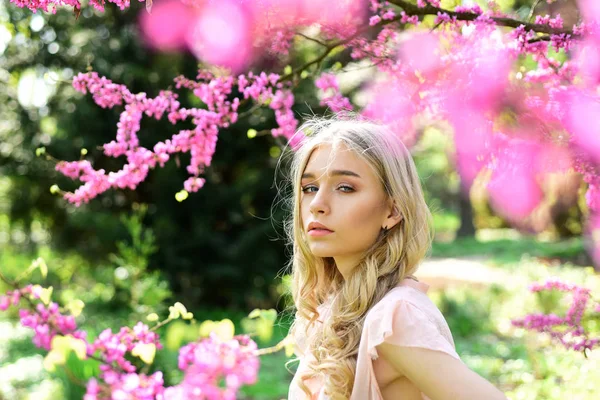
300, 142, 398, 278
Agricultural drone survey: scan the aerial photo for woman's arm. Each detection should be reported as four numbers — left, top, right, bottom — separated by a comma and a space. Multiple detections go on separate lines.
376, 342, 508, 400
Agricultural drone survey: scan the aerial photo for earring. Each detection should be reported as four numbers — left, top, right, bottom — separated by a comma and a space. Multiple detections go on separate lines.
382, 226, 389, 234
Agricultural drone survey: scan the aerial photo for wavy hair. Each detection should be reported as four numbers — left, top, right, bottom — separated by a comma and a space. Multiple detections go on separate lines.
281, 115, 433, 399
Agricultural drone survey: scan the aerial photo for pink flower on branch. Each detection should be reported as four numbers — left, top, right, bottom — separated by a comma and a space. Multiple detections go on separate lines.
315, 73, 353, 113
1, 285, 86, 351
486, 138, 544, 221
513, 277, 600, 352
56, 70, 302, 205
163, 333, 259, 400
8, 0, 141, 14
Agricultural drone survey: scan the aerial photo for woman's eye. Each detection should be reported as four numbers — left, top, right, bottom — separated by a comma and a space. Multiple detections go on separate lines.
301, 185, 354, 193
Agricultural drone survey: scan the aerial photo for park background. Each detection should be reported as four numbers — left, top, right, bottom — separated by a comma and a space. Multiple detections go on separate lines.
0, 0, 599, 399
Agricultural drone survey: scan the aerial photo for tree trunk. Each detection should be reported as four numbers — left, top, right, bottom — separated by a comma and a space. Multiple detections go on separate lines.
456, 191, 476, 238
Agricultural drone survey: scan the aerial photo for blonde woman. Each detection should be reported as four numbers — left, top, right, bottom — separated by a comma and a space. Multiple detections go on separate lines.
283, 116, 507, 400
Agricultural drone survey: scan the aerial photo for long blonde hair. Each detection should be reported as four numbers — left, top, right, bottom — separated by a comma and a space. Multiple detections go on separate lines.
282, 115, 433, 399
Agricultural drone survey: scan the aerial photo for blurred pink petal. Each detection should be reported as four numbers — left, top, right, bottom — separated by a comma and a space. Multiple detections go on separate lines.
487, 139, 543, 220
535, 144, 573, 174
362, 80, 418, 147
187, 0, 253, 72
301, 0, 366, 26
139, 0, 197, 51
398, 32, 441, 75
577, 39, 600, 85
445, 34, 512, 112
578, 0, 600, 23
468, 48, 512, 110
451, 112, 493, 189
564, 93, 600, 164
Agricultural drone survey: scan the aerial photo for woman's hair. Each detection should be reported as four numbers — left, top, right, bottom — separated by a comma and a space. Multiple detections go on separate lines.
281, 114, 433, 399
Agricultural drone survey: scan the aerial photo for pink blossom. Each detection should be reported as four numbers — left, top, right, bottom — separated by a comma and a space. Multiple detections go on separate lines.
369, 15, 382, 26
362, 80, 419, 148
576, 39, 600, 85
487, 138, 544, 220
139, 0, 197, 52
315, 73, 352, 113
398, 32, 441, 75
90, 322, 162, 372
186, 0, 253, 73
168, 333, 259, 399
513, 278, 599, 352
563, 92, 600, 165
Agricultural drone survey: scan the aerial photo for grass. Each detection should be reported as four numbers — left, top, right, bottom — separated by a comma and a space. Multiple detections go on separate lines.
431, 233, 587, 266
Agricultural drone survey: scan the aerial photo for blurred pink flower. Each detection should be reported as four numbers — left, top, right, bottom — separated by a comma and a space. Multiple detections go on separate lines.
398, 32, 441, 76
564, 92, 600, 164
362, 80, 418, 147
451, 113, 494, 190
578, 0, 600, 24
487, 138, 543, 220
186, 0, 253, 72
463, 47, 512, 111
139, 0, 197, 52
576, 39, 600, 85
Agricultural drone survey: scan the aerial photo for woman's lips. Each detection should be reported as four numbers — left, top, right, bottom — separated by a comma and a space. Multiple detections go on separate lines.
308, 229, 333, 237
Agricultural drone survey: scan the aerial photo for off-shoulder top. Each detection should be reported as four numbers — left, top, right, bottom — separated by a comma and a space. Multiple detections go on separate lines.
287, 278, 461, 399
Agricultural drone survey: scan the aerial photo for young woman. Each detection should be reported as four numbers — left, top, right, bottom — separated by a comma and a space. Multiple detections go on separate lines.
284, 117, 507, 400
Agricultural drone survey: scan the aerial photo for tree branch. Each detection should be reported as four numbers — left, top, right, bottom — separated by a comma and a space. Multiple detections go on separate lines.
279, 13, 407, 82
387, 0, 576, 36
294, 32, 328, 47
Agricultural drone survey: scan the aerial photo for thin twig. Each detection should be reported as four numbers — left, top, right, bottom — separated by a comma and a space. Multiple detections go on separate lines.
528, 0, 544, 22
278, 13, 407, 83
253, 335, 291, 356
295, 32, 328, 47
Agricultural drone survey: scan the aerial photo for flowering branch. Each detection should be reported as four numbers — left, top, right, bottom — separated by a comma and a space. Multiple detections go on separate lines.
388, 0, 577, 36
513, 278, 600, 356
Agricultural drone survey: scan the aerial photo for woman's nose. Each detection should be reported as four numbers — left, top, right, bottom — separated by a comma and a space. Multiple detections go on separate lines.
309, 188, 330, 215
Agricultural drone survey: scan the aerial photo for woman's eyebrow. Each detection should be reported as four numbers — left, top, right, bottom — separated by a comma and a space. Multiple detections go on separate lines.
301, 169, 362, 180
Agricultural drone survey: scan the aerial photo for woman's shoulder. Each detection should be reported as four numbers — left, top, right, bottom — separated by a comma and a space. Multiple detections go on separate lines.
367, 280, 435, 317
361, 279, 459, 361
364, 279, 452, 338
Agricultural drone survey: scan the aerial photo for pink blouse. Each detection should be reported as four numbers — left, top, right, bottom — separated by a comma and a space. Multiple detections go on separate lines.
288, 278, 461, 399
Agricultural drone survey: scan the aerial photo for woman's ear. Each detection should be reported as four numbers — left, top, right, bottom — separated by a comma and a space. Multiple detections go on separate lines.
383, 200, 403, 230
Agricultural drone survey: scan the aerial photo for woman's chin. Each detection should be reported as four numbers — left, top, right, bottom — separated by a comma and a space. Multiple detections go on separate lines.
309, 246, 335, 258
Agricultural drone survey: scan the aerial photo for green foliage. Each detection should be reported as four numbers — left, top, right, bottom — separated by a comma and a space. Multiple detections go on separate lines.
431, 234, 587, 265
108, 203, 171, 313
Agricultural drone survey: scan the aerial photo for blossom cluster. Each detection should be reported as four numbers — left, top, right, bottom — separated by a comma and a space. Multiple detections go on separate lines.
9, 0, 138, 13
90, 322, 162, 372
315, 73, 353, 113
55, 69, 302, 206
163, 333, 259, 399
85, 372, 165, 400
0, 285, 85, 350
1, 281, 262, 400
512, 278, 600, 352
